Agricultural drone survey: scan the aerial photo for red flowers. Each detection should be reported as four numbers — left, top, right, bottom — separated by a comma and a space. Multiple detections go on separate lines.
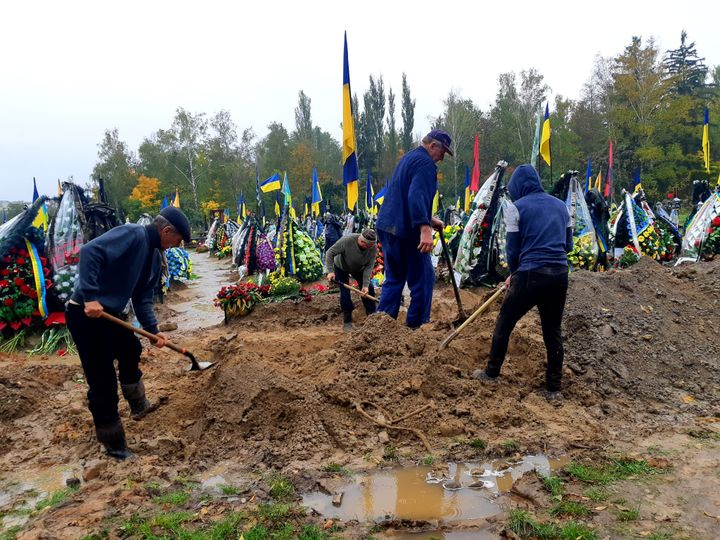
712, 216, 720, 227
16, 257, 26, 265
0, 279, 8, 288
14, 277, 24, 287
4, 298, 13, 306
0, 269, 9, 276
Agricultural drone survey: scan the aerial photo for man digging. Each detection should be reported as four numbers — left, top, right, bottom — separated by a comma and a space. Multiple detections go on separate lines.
325, 228, 378, 331
66, 207, 191, 460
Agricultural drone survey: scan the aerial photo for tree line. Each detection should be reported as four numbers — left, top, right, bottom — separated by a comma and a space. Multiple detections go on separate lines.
91, 31, 720, 226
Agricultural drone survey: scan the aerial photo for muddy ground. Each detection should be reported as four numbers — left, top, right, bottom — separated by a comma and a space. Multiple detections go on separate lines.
0, 253, 719, 539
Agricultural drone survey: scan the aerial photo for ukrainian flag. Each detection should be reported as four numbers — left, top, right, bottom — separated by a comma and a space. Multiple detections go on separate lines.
464, 165, 471, 213
342, 32, 359, 211
540, 103, 551, 166
374, 186, 386, 206
702, 108, 710, 173
311, 167, 323, 217
31, 178, 48, 232
260, 172, 282, 193
173, 188, 180, 208
365, 173, 375, 214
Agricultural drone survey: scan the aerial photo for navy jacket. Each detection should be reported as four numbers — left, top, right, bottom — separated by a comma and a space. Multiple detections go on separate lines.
72, 224, 162, 333
377, 146, 437, 242
505, 165, 573, 273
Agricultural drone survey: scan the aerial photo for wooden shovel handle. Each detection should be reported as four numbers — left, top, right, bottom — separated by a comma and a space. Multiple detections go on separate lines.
333, 279, 380, 302
99, 311, 186, 355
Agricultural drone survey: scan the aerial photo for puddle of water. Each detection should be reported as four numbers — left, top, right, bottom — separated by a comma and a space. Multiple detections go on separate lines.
302, 455, 568, 523
380, 530, 497, 540
0, 465, 81, 529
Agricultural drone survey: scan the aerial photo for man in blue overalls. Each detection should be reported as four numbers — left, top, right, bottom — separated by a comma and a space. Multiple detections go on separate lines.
376, 130, 450, 328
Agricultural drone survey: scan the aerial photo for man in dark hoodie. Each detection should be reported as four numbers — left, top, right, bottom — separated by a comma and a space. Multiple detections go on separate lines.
473, 165, 573, 399
66, 206, 191, 459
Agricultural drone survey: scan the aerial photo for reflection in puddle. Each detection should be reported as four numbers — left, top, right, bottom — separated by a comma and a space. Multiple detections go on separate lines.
380, 530, 498, 540
303, 455, 567, 523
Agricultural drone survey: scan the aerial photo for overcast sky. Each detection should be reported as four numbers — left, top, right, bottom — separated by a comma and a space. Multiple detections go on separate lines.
1, 0, 718, 201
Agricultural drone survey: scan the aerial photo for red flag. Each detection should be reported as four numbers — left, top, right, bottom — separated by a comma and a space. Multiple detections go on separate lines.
470, 134, 480, 192
604, 139, 613, 199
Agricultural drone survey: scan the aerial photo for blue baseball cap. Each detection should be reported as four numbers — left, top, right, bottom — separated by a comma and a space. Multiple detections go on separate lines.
160, 206, 192, 243
426, 129, 453, 156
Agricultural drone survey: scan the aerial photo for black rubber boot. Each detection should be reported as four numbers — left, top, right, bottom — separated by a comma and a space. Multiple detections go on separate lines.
121, 380, 160, 420
342, 311, 353, 332
95, 420, 133, 460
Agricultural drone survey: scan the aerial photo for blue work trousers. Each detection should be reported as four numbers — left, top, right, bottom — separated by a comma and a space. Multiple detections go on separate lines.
377, 230, 434, 328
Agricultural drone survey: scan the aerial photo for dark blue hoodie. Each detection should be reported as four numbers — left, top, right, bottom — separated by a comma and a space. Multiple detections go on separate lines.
505, 165, 573, 273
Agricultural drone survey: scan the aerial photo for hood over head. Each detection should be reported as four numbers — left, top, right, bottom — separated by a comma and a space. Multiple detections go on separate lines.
508, 164, 545, 201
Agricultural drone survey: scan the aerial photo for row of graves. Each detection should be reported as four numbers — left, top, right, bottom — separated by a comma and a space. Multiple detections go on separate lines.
0, 183, 195, 353
203, 208, 332, 321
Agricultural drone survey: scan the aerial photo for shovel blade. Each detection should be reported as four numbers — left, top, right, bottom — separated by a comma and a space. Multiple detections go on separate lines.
186, 360, 215, 371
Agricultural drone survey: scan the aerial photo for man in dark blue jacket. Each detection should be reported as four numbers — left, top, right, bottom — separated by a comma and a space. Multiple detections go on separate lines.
376, 130, 449, 328
66, 206, 190, 459
474, 165, 573, 399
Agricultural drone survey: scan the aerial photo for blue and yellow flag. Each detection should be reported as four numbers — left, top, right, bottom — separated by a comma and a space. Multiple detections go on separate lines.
282, 172, 292, 206
173, 188, 180, 208
585, 158, 592, 193
365, 172, 375, 214
311, 166, 323, 217
161, 197, 169, 209
464, 165, 471, 213
342, 32, 359, 211
260, 172, 282, 193
31, 178, 48, 232
540, 103, 551, 166
702, 107, 710, 173
274, 194, 281, 217
595, 170, 603, 192
374, 186, 386, 206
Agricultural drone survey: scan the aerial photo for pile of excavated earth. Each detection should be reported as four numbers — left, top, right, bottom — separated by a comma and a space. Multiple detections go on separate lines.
1, 256, 719, 537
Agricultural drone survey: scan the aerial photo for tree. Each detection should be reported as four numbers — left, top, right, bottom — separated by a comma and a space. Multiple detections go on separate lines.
91, 128, 137, 213
664, 30, 708, 96
257, 122, 290, 178
400, 73, 416, 153
433, 90, 482, 199
129, 175, 161, 215
384, 86, 399, 174
293, 90, 314, 144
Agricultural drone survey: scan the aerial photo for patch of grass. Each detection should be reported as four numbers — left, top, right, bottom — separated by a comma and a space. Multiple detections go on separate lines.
151, 511, 195, 532
268, 476, 295, 501
508, 509, 597, 540
152, 490, 190, 506
120, 511, 195, 537
541, 475, 564, 497
298, 525, 334, 540
322, 463, 351, 476
219, 484, 242, 496
420, 455, 435, 466
201, 512, 245, 539
270, 523, 295, 540
566, 457, 663, 485
383, 445, 398, 461
244, 525, 269, 540
0, 526, 24, 540
583, 487, 609, 502
257, 502, 293, 522
647, 532, 674, 540
34, 486, 79, 511
469, 438, 487, 450
143, 481, 162, 491
616, 506, 640, 522
173, 476, 201, 489
501, 439, 520, 451
550, 500, 590, 518
687, 429, 720, 441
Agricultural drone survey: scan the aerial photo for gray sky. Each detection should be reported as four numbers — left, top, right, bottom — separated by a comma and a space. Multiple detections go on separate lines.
1, 0, 718, 201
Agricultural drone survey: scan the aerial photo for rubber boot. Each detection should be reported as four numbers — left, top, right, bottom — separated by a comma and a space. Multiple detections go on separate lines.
95, 419, 133, 460
121, 379, 160, 420
342, 311, 353, 332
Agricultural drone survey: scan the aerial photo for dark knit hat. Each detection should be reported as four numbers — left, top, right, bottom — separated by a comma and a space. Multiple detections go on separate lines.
361, 228, 377, 245
159, 207, 191, 242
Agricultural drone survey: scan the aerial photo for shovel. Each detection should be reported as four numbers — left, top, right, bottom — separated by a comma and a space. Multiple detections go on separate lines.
99, 312, 215, 371
333, 279, 379, 302
438, 284, 506, 351
437, 194, 467, 326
